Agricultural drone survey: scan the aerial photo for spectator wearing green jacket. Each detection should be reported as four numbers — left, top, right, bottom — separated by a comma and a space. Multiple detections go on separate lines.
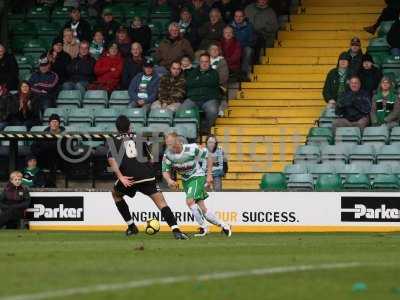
323, 52, 351, 108
22, 155, 46, 188
182, 53, 220, 134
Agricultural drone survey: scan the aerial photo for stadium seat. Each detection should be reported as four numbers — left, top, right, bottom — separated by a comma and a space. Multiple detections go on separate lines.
15, 55, 34, 71
335, 127, 361, 144
124, 108, 147, 130
376, 144, 400, 166
308, 163, 336, 181
3, 126, 27, 146
96, 123, 116, 132
56, 90, 82, 108
11, 37, 27, 53
339, 164, 365, 179
168, 126, 189, 138
382, 55, 400, 69
287, 173, 314, 191
151, 4, 172, 19
67, 108, 94, 126
293, 145, 320, 165
372, 174, 400, 190
43, 108, 68, 124
377, 21, 395, 37
22, 38, 47, 56
349, 144, 376, 167
94, 109, 119, 126
315, 174, 343, 192
36, 22, 59, 47
284, 164, 308, 179
389, 126, 400, 144
318, 108, 337, 127
18, 69, 32, 82
173, 108, 199, 140
26, 6, 50, 22
11, 22, 37, 38
83, 90, 108, 109
30, 125, 47, 132
109, 90, 130, 109
306, 127, 333, 145
51, 6, 70, 23
125, 6, 149, 21
361, 126, 389, 149
81, 126, 105, 148
147, 108, 173, 131
366, 163, 392, 181
343, 174, 371, 190
259, 173, 287, 191
367, 37, 391, 53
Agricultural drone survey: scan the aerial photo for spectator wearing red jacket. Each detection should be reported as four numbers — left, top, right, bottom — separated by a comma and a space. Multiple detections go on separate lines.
93, 43, 124, 92
220, 25, 242, 75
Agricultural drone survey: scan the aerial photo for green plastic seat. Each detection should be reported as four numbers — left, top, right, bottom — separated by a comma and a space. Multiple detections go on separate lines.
102, 5, 124, 21
319, 108, 337, 127
335, 127, 361, 144
307, 127, 333, 145
151, 4, 171, 19
260, 173, 287, 191
109, 90, 130, 108
284, 164, 308, 179
315, 174, 343, 192
43, 108, 68, 124
168, 126, 189, 138
122, 108, 147, 130
37, 22, 59, 42
148, 108, 173, 131
15, 55, 34, 71
308, 163, 336, 181
125, 6, 149, 20
83, 90, 108, 109
18, 69, 32, 82
390, 126, 400, 144
376, 144, 400, 166
26, 6, 50, 21
80, 126, 105, 148
173, 108, 199, 140
30, 125, 47, 132
11, 22, 37, 37
51, 6, 70, 23
377, 21, 395, 37
3, 126, 28, 146
366, 163, 392, 181
382, 55, 400, 69
11, 37, 28, 53
57, 90, 82, 108
367, 38, 391, 53
343, 174, 371, 190
339, 163, 366, 179
362, 126, 389, 149
293, 145, 320, 165
373, 174, 400, 190
349, 144, 376, 167
94, 109, 119, 126
287, 173, 314, 191
22, 38, 47, 54
67, 108, 94, 126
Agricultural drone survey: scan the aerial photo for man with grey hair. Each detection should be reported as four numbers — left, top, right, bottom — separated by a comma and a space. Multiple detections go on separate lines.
198, 8, 225, 50
155, 22, 194, 68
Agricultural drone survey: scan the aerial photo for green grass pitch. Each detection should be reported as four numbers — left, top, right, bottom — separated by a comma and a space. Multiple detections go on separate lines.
1, 231, 400, 300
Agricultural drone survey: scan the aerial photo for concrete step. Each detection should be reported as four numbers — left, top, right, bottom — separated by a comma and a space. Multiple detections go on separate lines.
299, 6, 383, 14
275, 39, 369, 48
262, 56, 338, 65
213, 126, 311, 136
278, 30, 372, 40
253, 64, 332, 74
216, 117, 317, 125
241, 82, 324, 89
253, 73, 325, 82
237, 90, 323, 99
229, 99, 324, 107
291, 14, 378, 23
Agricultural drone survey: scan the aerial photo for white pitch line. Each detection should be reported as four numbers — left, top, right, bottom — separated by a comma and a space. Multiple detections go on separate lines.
0, 262, 362, 300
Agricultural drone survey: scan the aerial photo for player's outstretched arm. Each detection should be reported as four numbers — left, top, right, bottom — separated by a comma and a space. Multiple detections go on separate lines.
108, 158, 135, 188
162, 171, 178, 191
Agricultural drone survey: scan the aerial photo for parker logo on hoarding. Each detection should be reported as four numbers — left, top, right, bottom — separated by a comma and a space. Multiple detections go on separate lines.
341, 196, 400, 222
27, 197, 84, 221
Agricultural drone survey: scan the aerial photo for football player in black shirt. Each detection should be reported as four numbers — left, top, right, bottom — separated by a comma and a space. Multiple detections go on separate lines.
107, 115, 188, 240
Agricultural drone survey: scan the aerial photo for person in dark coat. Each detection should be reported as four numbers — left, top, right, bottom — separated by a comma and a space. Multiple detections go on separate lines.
48, 38, 71, 85
364, 0, 400, 34
387, 13, 400, 56
115, 26, 132, 58
63, 7, 92, 42
22, 154, 47, 188
96, 10, 121, 45
0, 44, 19, 94
0, 171, 31, 229
346, 37, 364, 75
198, 8, 226, 50
358, 54, 383, 97
128, 16, 152, 55
121, 42, 144, 89
212, 0, 241, 23
178, 8, 200, 50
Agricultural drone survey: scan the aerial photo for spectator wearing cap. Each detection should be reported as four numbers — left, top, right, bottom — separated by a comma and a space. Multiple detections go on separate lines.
63, 41, 96, 98
96, 10, 121, 45
93, 43, 124, 92
128, 16, 152, 55
3, 81, 41, 130
0, 171, 30, 229
370, 76, 400, 127
0, 44, 19, 94
63, 28, 80, 59
387, 11, 400, 56
230, 9, 255, 80
122, 42, 144, 89
22, 155, 46, 188
358, 54, 383, 97
128, 60, 161, 111
347, 37, 363, 75
151, 61, 186, 112
333, 76, 371, 131
28, 56, 59, 111
63, 7, 92, 43
182, 52, 220, 134
89, 30, 105, 60
155, 22, 194, 69
115, 27, 132, 58
220, 25, 242, 75
198, 8, 226, 51
323, 52, 351, 108
178, 8, 200, 50
48, 38, 71, 84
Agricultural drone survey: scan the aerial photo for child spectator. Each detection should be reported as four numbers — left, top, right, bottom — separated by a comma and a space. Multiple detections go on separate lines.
22, 154, 46, 188
205, 135, 227, 191
89, 31, 105, 60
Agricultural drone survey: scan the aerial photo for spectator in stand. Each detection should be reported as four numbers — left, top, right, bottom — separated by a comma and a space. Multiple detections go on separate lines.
63, 28, 80, 59
204, 134, 227, 191
333, 76, 371, 131
198, 8, 226, 51
63, 41, 96, 97
115, 26, 132, 58
245, 0, 278, 61
0, 171, 30, 229
97, 10, 121, 44
230, 9, 255, 80
122, 42, 144, 90
358, 54, 382, 97
128, 16, 152, 55
220, 26, 242, 76
387, 12, 400, 56
209, 44, 229, 90
0, 44, 19, 95
89, 30, 105, 60
48, 38, 71, 85
212, 0, 240, 23
128, 60, 161, 111
151, 61, 186, 112
3, 81, 41, 130
182, 53, 220, 134
178, 8, 200, 50
92, 43, 124, 92
63, 7, 92, 43
156, 22, 194, 69
364, 0, 400, 34
188, 0, 211, 26
370, 76, 400, 127
323, 52, 351, 109
22, 154, 46, 188
270, 0, 291, 26
346, 37, 363, 75
29, 56, 59, 111
181, 55, 194, 71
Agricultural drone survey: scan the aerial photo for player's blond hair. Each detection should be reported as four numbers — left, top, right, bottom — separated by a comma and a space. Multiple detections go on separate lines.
9, 171, 22, 180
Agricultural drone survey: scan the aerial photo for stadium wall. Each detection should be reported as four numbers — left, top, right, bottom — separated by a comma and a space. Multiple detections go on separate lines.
27, 192, 400, 232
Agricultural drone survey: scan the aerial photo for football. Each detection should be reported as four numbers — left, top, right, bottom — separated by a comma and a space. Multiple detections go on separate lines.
145, 218, 160, 235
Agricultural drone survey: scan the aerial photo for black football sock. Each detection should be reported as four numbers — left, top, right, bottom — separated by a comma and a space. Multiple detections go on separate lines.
115, 200, 134, 225
161, 206, 179, 231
